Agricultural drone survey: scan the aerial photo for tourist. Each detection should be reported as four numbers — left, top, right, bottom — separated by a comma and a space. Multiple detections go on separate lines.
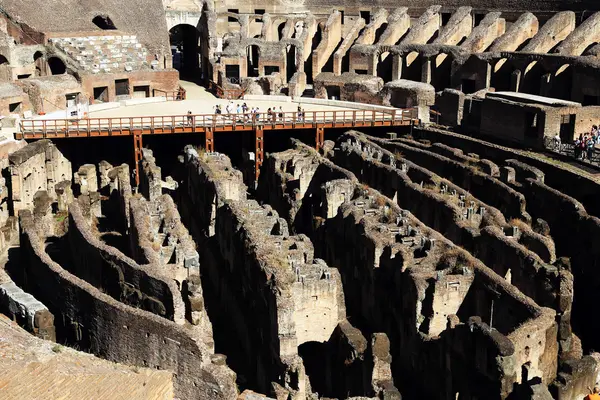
278, 106, 284, 121
267, 107, 273, 121
226, 101, 232, 114
575, 134, 584, 159
587, 135, 595, 161
553, 133, 561, 150
187, 110, 193, 125
585, 386, 600, 400
236, 104, 242, 114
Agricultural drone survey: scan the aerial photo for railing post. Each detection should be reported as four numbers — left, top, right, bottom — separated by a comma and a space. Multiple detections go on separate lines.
254, 127, 264, 185
315, 125, 325, 152
205, 127, 214, 153
133, 129, 143, 187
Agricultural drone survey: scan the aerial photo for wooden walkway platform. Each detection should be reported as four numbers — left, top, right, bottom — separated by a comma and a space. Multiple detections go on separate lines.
17, 108, 419, 183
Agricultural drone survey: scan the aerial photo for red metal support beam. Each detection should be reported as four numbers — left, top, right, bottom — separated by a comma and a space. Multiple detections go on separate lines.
255, 127, 264, 183
133, 129, 143, 186
315, 125, 325, 152
205, 128, 214, 153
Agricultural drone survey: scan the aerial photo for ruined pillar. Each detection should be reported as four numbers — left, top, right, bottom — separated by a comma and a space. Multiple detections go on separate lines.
392, 54, 402, 80
421, 57, 432, 84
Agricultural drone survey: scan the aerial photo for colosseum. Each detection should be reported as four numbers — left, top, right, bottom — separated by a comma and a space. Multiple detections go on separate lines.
0, 0, 599, 399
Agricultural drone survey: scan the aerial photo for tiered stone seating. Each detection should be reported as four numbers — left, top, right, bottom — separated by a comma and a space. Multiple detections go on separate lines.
49, 35, 150, 74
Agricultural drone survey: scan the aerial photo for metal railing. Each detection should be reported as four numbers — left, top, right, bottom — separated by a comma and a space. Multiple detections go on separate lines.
152, 87, 186, 101
208, 80, 245, 100
20, 108, 418, 137
543, 136, 600, 166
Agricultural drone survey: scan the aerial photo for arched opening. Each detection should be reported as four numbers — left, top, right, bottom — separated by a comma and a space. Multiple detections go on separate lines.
0, 55, 9, 81
521, 61, 545, 96
543, 64, 573, 100
33, 51, 44, 76
286, 44, 297, 82
277, 22, 286, 41
92, 15, 117, 30
376, 51, 393, 82
491, 58, 512, 91
457, 56, 488, 94
402, 52, 422, 82
304, 24, 323, 85
169, 24, 201, 81
432, 52, 453, 90
48, 57, 66, 75
247, 45, 260, 77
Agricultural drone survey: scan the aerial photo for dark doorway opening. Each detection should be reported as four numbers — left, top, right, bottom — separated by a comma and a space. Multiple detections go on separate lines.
34, 51, 44, 76
9, 102, 21, 113
377, 52, 393, 82
461, 78, 476, 94
92, 15, 117, 30
360, 10, 371, 23
286, 45, 297, 82
247, 45, 260, 77
48, 57, 66, 75
225, 64, 240, 82
115, 79, 129, 97
559, 114, 576, 142
326, 86, 341, 100
264, 65, 280, 75
169, 24, 201, 81
94, 86, 109, 103
525, 112, 539, 138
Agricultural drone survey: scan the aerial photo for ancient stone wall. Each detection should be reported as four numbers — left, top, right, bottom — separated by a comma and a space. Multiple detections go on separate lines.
19, 209, 237, 400
258, 137, 559, 399
8, 139, 71, 214
67, 200, 185, 323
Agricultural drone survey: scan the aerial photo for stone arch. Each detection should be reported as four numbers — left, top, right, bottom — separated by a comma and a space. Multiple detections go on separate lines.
542, 63, 572, 100
271, 18, 287, 41
521, 61, 546, 95
432, 52, 454, 91
376, 46, 394, 82
165, 11, 202, 32
33, 51, 45, 76
48, 57, 66, 75
169, 24, 201, 80
491, 58, 513, 92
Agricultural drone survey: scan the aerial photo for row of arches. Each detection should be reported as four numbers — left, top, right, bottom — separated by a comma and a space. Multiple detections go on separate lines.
0, 51, 67, 81
369, 49, 576, 100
